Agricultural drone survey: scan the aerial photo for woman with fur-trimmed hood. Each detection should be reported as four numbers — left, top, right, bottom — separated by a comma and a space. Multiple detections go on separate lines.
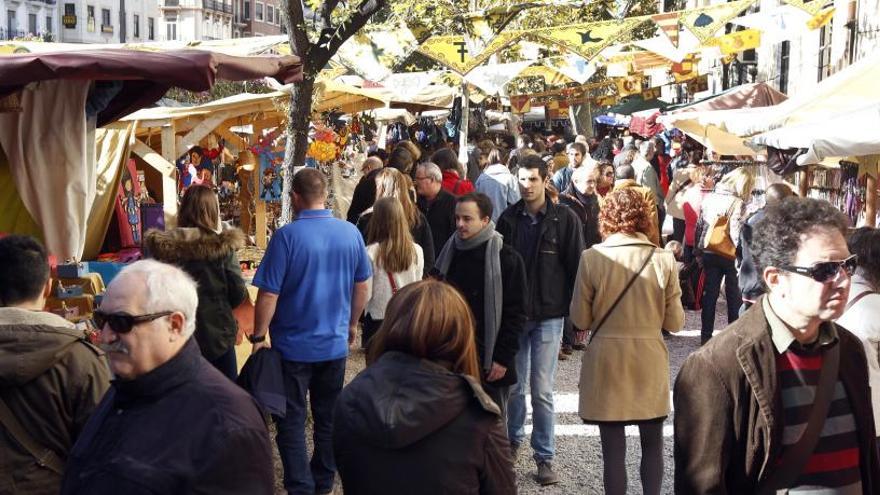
144, 185, 248, 380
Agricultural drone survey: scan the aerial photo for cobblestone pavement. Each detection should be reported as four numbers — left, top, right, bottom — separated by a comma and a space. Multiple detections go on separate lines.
273, 300, 734, 494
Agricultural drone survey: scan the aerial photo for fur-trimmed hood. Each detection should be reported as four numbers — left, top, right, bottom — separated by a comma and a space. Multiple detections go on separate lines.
144, 227, 245, 262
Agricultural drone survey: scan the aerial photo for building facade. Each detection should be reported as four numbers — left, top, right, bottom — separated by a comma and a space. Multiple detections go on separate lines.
57, 0, 159, 43
1, 0, 60, 41
157, 0, 233, 41
233, 0, 282, 38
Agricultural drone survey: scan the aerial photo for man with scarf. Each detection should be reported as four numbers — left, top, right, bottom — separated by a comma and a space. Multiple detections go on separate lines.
434, 192, 527, 425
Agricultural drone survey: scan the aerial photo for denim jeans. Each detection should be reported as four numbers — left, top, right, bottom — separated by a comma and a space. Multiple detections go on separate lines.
700, 253, 742, 340
508, 317, 564, 462
275, 358, 346, 495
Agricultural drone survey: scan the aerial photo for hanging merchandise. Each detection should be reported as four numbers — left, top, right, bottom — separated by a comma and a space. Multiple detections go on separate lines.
386, 122, 411, 145
469, 105, 488, 136
414, 116, 445, 149
446, 96, 463, 140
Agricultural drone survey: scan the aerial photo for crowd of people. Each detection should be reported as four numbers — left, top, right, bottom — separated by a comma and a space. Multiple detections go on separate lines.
2, 129, 880, 495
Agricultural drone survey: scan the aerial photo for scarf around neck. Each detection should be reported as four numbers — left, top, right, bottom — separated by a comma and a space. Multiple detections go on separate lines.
434, 221, 504, 372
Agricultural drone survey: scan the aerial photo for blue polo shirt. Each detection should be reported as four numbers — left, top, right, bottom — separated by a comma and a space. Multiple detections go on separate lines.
253, 209, 372, 362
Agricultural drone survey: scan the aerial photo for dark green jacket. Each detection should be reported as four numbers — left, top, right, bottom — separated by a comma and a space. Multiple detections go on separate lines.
145, 227, 248, 361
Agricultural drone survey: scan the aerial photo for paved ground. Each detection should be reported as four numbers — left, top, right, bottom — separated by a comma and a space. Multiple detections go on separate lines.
269, 300, 734, 494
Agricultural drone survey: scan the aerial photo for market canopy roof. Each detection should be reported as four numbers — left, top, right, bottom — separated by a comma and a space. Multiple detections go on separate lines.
664, 81, 787, 114
606, 97, 669, 116
0, 49, 302, 126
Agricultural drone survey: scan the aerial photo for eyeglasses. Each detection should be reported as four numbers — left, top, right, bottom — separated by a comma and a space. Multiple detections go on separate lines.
92, 311, 174, 334
780, 255, 858, 283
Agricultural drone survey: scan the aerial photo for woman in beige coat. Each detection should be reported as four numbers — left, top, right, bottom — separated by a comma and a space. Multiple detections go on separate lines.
570, 188, 684, 495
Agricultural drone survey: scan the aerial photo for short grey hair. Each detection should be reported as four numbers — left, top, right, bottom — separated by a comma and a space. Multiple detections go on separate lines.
417, 162, 443, 182
112, 260, 199, 338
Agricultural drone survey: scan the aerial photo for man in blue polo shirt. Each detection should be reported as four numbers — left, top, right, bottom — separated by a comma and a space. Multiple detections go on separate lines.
250, 168, 371, 495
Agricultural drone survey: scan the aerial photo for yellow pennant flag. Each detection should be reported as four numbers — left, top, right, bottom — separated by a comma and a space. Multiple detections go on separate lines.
671, 54, 700, 83
418, 31, 525, 74
530, 18, 650, 62
599, 95, 619, 106
616, 76, 643, 97
641, 86, 662, 100
806, 7, 835, 30
509, 94, 532, 114
716, 29, 761, 55
784, 0, 833, 16
681, 0, 758, 44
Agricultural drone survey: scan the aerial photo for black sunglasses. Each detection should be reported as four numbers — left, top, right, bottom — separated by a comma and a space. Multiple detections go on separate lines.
91, 311, 174, 334
780, 255, 858, 283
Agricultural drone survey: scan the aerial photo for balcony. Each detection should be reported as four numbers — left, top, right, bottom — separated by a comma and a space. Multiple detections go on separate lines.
202, 0, 232, 14
163, 0, 179, 6
101, 24, 114, 34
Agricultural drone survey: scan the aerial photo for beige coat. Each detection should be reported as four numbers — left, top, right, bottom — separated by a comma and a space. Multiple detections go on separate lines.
570, 232, 685, 422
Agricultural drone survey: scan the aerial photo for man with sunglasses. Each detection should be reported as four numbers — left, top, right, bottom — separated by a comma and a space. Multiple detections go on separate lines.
0, 235, 110, 493
674, 197, 880, 493
60, 260, 273, 494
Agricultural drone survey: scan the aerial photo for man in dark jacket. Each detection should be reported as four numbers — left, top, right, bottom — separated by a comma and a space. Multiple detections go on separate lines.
0, 236, 110, 494
675, 197, 880, 494
496, 154, 584, 485
61, 260, 273, 494
737, 182, 795, 313
416, 161, 457, 251
434, 192, 527, 425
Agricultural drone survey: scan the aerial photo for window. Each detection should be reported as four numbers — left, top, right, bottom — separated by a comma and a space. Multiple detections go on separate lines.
87, 5, 95, 32
101, 8, 112, 32
6, 10, 15, 35
46, 16, 53, 33
243, 1, 250, 20
133, 14, 139, 37
147, 17, 154, 40
817, 24, 833, 81
267, 5, 273, 24
64, 3, 75, 15
166, 22, 176, 40
778, 40, 790, 94
29, 14, 37, 34
255, 2, 263, 21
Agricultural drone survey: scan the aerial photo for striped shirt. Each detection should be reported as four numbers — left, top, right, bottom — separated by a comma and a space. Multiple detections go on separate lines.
764, 297, 863, 494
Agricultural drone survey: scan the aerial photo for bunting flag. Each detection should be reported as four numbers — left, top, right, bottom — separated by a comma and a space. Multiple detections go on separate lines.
543, 55, 597, 84
686, 74, 710, 93
530, 17, 650, 62
806, 7, 835, 30
509, 94, 532, 113
633, 35, 686, 63
671, 54, 700, 83
377, 71, 444, 99
606, 51, 672, 72
681, 0, 758, 44
651, 12, 681, 47
616, 76, 643, 97
547, 100, 570, 119
712, 28, 762, 55
517, 65, 575, 85
465, 60, 535, 96
641, 86, 662, 100
784, 0, 834, 16
334, 23, 419, 81
598, 95, 619, 106
418, 30, 525, 74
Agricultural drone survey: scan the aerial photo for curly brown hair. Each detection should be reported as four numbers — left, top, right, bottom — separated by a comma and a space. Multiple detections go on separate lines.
599, 188, 652, 238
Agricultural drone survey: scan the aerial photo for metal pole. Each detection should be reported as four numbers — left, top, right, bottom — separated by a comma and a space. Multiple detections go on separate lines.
458, 81, 470, 172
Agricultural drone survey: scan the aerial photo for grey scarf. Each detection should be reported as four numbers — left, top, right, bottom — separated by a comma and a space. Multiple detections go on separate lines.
435, 222, 504, 372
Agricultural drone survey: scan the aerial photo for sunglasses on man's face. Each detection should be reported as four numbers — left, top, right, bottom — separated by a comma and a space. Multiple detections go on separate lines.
91, 311, 173, 334
780, 255, 858, 283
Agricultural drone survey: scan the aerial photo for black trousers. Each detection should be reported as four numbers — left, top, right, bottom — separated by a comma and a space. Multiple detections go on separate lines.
671, 217, 686, 244
700, 253, 742, 340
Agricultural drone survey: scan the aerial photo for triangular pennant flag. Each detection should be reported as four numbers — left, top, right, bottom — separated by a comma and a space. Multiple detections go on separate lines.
542, 55, 597, 84
531, 18, 650, 62
465, 61, 535, 96
671, 54, 700, 83
616, 76, 643, 97
641, 86, 662, 100
784, 0, 834, 16
333, 23, 418, 82
713, 28, 762, 55
681, 0, 758, 44
417, 31, 526, 75
806, 7, 835, 30
518, 65, 575, 85
510, 94, 532, 114
633, 35, 686, 63
651, 12, 681, 48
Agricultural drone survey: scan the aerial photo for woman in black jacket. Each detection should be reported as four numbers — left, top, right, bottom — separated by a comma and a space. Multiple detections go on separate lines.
333, 280, 515, 495
144, 185, 248, 380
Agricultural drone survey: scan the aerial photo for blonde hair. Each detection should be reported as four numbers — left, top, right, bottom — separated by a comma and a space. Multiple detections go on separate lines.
718, 167, 755, 200
367, 280, 480, 379
366, 197, 418, 273
375, 168, 420, 228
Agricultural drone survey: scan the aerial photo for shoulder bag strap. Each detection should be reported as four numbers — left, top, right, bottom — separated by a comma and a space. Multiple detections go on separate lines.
845, 289, 877, 312
587, 248, 655, 346
757, 342, 841, 494
0, 394, 64, 474
386, 271, 399, 294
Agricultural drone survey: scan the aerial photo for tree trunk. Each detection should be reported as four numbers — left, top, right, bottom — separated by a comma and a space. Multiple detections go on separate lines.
280, 76, 315, 224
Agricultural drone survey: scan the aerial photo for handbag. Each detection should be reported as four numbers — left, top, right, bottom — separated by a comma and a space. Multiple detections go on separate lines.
757, 342, 840, 494
704, 200, 737, 260
386, 271, 399, 294
587, 248, 655, 346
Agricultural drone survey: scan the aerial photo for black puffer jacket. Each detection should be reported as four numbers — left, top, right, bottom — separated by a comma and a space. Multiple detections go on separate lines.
497, 199, 584, 320
144, 227, 248, 361
333, 352, 515, 495
559, 185, 601, 249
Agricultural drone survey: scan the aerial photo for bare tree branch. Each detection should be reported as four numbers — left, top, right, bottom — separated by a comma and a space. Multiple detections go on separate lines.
320, 0, 341, 31
312, 0, 385, 68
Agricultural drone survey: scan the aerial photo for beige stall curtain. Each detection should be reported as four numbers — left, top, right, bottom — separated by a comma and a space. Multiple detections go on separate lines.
82, 123, 134, 260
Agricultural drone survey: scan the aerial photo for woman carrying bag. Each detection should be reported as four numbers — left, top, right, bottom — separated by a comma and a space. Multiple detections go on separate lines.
569, 188, 685, 495
361, 197, 424, 348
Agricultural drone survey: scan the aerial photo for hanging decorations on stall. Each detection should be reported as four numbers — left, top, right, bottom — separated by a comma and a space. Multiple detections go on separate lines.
530, 17, 650, 62
417, 30, 526, 74
248, 129, 282, 155
258, 151, 284, 202
651, 12, 682, 47
113, 159, 142, 248
680, 0, 758, 44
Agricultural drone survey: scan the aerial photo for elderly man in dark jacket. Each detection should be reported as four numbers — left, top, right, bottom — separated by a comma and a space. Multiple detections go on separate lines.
433, 192, 527, 426
675, 197, 880, 494
61, 260, 273, 495
0, 236, 110, 494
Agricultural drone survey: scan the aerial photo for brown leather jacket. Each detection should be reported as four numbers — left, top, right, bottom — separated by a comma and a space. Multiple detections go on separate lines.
674, 299, 880, 494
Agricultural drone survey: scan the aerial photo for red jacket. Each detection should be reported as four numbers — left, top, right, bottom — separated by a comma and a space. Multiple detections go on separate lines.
441, 170, 475, 196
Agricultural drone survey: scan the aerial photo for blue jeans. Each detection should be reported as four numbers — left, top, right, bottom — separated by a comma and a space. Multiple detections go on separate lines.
275, 358, 346, 495
508, 317, 564, 462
